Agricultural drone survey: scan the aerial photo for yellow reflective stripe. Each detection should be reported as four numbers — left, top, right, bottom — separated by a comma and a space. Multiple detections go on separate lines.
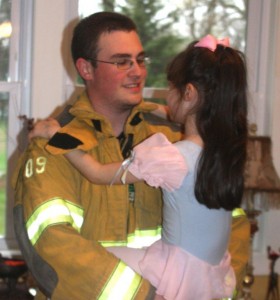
100, 226, 162, 248
232, 208, 246, 218
98, 261, 142, 300
127, 227, 161, 248
26, 198, 84, 245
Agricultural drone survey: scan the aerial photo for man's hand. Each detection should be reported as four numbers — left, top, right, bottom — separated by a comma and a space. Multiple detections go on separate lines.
28, 117, 61, 141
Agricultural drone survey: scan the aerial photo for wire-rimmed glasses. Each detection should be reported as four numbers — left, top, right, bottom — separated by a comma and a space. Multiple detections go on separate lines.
87, 56, 151, 70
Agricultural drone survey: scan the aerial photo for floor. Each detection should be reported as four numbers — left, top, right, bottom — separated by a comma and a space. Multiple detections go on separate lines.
0, 272, 35, 300
250, 275, 279, 300
0, 272, 278, 299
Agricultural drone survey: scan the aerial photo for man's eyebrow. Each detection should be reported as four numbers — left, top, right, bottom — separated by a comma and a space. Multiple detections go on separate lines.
110, 51, 146, 59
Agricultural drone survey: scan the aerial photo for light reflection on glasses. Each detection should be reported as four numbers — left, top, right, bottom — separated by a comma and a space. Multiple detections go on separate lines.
87, 57, 151, 70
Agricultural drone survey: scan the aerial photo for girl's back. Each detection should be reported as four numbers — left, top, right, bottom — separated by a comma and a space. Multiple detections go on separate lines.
162, 140, 231, 266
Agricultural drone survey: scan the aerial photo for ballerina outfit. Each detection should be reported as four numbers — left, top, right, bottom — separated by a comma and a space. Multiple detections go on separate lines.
121, 132, 236, 300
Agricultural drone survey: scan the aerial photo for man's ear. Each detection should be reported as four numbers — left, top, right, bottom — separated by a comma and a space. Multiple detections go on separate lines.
75, 58, 94, 81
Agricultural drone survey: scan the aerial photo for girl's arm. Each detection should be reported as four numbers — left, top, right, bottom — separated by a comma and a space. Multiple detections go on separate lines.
65, 150, 141, 185
146, 101, 169, 119
28, 117, 60, 140
29, 119, 186, 190
28, 118, 142, 185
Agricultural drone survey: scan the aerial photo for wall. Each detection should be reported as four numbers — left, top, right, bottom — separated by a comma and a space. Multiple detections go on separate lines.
272, 2, 280, 179
31, 0, 72, 118
253, 0, 280, 276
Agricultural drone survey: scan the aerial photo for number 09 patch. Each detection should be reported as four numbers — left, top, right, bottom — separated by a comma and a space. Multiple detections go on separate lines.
25, 156, 47, 178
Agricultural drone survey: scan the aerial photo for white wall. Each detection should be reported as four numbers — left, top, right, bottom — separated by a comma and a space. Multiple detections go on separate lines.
31, 0, 75, 118
30, 1, 280, 275
272, 3, 280, 181
252, 0, 280, 275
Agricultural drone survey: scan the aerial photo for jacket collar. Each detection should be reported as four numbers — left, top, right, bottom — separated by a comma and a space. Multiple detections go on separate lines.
69, 90, 158, 135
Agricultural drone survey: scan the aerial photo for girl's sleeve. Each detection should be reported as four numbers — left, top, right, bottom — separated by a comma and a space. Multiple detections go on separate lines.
128, 133, 188, 191
45, 118, 98, 155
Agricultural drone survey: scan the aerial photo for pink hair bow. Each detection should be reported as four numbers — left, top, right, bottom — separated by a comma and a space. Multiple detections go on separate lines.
194, 34, 230, 52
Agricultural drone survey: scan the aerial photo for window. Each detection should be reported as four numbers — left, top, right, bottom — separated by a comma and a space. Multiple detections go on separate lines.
0, 0, 32, 251
0, 0, 12, 238
78, 0, 247, 88
75, 0, 277, 137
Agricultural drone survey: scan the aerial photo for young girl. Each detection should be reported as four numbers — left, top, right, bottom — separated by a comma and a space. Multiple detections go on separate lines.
30, 34, 248, 300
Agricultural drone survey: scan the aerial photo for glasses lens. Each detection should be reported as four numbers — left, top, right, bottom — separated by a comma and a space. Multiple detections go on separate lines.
117, 59, 133, 70
116, 57, 151, 70
137, 57, 151, 68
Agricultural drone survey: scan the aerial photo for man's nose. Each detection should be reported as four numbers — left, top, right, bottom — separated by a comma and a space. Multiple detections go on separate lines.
128, 59, 144, 75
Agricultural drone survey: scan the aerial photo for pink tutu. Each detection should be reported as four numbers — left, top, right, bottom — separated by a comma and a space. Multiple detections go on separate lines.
139, 240, 236, 300
128, 133, 188, 191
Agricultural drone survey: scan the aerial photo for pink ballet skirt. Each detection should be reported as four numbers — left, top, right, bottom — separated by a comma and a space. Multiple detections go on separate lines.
139, 240, 236, 300
128, 133, 188, 191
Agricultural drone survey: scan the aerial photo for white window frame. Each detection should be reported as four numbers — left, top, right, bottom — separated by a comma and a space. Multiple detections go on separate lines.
246, 0, 277, 135
0, 0, 33, 254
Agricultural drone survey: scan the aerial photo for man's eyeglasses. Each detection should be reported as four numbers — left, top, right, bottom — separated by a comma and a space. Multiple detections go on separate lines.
87, 57, 151, 70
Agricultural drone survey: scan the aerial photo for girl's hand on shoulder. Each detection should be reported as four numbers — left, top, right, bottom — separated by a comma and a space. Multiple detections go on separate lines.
28, 117, 61, 141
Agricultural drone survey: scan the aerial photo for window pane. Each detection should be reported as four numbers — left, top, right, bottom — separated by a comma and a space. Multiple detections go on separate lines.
0, 91, 8, 236
78, 0, 247, 87
0, 0, 12, 81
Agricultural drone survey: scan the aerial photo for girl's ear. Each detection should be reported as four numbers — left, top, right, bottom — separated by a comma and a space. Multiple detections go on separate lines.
75, 58, 94, 81
184, 83, 198, 103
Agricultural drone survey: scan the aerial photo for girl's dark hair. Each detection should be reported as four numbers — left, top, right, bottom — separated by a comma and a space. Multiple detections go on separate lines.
71, 12, 137, 66
167, 41, 248, 210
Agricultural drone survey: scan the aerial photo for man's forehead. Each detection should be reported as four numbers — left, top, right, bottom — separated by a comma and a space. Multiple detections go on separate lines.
97, 31, 144, 56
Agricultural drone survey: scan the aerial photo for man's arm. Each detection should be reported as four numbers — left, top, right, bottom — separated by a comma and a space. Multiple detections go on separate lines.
13, 139, 156, 299
229, 209, 250, 290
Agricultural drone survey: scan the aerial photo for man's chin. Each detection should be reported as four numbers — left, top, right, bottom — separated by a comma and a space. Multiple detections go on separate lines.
120, 98, 142, 109
128, 95, 143, 105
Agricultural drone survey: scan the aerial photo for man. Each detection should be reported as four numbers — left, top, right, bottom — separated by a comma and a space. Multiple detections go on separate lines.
13, 12, 250, 299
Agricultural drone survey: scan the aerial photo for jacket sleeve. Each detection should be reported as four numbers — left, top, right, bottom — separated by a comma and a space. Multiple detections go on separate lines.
13, 139, 156, 300
228, 209, 250, 290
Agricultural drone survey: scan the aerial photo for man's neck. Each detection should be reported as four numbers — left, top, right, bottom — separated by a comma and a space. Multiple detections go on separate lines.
91, 102, 132, 136
110, 114, 129, 136
86, 89, 137, 136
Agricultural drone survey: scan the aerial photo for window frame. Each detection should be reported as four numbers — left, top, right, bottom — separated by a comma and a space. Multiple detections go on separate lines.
245, 0, 277, 135
0, 0, 33, 254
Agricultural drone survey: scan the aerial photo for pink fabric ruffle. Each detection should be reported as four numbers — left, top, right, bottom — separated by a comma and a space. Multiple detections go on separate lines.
128, 133, 188, 191
139, 240, 236, 300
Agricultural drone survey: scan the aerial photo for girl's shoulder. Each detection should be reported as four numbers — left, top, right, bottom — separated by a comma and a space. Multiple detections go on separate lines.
174, 140, 202, 170
175, 139, 202, 154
